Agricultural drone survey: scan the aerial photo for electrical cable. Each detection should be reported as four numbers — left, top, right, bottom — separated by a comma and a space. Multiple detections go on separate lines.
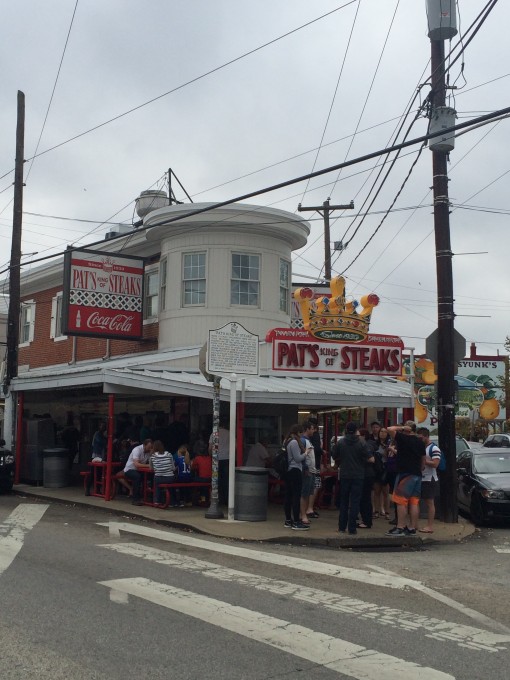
25, 0, 79, 183
298, 0, 361, 204
338, 142, 427, 275
6, 2, 358, 171
1, 105, 509, 277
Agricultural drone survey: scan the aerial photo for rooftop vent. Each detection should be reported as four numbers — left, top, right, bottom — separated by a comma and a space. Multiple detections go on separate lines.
135, 189, 168, 219
105, 224, 135, 241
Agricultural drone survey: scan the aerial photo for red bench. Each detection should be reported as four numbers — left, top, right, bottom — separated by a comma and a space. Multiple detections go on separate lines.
157, 481, 211, 509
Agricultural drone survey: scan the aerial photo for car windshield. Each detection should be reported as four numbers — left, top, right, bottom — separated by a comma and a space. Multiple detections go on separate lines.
473, 453, 510, 474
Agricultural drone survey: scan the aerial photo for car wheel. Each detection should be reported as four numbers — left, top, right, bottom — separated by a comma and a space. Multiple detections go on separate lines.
0, 482, 13, 494
470, 494, 486, 526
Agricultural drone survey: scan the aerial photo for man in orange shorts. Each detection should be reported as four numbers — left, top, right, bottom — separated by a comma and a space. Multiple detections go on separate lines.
385, 421, 426, 537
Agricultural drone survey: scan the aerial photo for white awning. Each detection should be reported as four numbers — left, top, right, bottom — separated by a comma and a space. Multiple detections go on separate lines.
13, 351, 413, 408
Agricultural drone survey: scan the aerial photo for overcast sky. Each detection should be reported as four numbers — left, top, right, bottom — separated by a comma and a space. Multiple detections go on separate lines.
1, 0, 509, 355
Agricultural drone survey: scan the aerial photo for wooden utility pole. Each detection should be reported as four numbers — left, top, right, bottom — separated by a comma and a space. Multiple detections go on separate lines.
298, 199, 354, 280
430, 41, 458, 523
4, 90, 25, 395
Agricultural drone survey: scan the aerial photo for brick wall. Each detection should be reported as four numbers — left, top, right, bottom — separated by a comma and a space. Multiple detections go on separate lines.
19, 286, 158, 369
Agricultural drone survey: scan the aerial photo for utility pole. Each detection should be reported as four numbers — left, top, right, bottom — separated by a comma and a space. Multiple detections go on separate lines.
4, 91, 25, 396
427, 2, 458, 522
298, 198, 354, 280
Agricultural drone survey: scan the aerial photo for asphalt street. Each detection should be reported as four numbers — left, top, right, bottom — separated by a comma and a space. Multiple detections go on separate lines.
0, 495, 509, 680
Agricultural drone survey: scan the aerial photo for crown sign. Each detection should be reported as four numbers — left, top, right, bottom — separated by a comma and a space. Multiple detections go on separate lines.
294, 276, 379, 343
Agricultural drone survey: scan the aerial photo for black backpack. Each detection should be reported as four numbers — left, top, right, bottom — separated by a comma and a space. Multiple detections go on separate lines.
273, 443, 289, 477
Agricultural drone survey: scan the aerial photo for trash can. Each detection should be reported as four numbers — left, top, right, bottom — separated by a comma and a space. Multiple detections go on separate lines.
234, 466, 269, 521
43, 448, 69, 488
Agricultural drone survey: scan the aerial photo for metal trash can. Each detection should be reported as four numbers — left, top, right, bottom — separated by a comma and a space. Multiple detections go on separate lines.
234, 466, 269, 521
43, 448, 69, 488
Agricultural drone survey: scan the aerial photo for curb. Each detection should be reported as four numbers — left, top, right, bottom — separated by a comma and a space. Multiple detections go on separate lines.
12, 486, 473, 549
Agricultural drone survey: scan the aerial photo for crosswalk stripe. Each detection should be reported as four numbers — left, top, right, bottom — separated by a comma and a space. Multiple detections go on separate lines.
100, 541, 510, 653
0, 504, 49, 576
100, 577, 455, 680
99, 520, 510, 634
98, 521, 417, 590
493, 545, 510, 554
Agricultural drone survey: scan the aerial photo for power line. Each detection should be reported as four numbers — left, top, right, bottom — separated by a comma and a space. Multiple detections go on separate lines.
3, 2, 358, 173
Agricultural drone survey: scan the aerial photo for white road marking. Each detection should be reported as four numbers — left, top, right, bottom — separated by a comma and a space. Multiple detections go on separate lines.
368, 564, 510, 635
493, 545, 510, 554
98, 521, 509, 634
0, 504, 49, 576
98, 521, 417, 590
100, 577, 455, 680
100, 541, 510, 653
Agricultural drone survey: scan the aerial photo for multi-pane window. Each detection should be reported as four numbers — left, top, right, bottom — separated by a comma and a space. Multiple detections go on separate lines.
231, 253, 260, 306
279, 259, 290, 313
50, 293, 66, 339
144, 270, 159, 320
159, 258, 167, 312
183, 252, 206, 306
20, 302, 35, 344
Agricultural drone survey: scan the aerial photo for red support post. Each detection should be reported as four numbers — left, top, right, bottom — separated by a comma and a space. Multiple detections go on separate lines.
104, 394, 115, 501
14, 392, 24, 485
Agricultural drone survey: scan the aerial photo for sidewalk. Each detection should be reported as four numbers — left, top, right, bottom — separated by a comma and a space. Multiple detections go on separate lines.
12, 483, 475, 548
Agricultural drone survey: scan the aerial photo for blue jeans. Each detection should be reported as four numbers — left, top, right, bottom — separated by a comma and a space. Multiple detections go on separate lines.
338, 477, 363, 534
153, 474, 176, 505
124, 469, 143, 502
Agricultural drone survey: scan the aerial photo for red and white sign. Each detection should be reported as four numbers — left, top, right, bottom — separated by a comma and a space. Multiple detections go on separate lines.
62, 249, 144, 340
266, 328, 404, 377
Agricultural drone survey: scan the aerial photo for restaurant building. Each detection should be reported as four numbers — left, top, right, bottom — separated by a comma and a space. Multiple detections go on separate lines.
7, 194, 412, 481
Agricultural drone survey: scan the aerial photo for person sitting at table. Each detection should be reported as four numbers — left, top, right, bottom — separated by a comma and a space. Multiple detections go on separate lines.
245, 439, 271, 467
175, 445, 192, 507
191, 448, 212, 505
124, 439, 153, 505
150, 439, 176, 507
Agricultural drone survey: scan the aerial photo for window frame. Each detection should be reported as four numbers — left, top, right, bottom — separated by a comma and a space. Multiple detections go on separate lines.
50, 292, 67, 341
19, 300, 36, 346
159, 257, 167, 312
279, 258, 290, 313
182, 251, 207, 307
230, 252, 260, 308
143, 267, 159, 322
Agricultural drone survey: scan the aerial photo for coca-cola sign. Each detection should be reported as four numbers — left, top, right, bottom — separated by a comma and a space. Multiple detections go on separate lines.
62, 248, 144, 340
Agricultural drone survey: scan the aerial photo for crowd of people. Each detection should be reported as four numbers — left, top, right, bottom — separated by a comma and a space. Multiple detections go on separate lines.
281, 418, 440, 535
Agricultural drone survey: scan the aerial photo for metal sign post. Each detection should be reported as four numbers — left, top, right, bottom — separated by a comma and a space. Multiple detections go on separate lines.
206, 323, 259, 521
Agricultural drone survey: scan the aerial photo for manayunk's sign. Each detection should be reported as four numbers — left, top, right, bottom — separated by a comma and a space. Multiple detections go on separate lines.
266, 328, 403, 377
62, 248, 144, 341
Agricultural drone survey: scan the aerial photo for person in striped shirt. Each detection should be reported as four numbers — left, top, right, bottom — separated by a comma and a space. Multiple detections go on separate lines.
150, 439, 176, 507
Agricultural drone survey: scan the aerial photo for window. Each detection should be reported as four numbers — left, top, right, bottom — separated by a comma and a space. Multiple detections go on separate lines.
144, 270, 159, 320
50, 293, 66, 340
183, 252, 206, 306
231, 253, 259, 306
20, 301, 35, 345
159, 258, 167, 312
279, 259, 290, 313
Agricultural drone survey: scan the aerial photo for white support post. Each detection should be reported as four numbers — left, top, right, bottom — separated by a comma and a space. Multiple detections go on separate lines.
228, 373, 237, 521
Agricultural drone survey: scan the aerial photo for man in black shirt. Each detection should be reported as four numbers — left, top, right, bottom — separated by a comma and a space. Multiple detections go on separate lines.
385, 421, 426, 537
333, 422, 374, 535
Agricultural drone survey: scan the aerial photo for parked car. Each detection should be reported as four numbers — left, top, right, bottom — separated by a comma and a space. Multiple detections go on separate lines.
0, 439, 15, 493
456, 448, 510, 524
429, 435, 470, 459
482, 434, 510, 449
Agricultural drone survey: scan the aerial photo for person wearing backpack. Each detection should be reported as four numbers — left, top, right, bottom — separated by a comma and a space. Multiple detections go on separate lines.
417, 427, 441, 533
